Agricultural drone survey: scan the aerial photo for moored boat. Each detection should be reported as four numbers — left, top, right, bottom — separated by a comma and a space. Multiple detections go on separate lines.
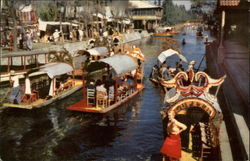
2, 62, 83, 109
159, 62, 226, 160
66, 53, 144, 113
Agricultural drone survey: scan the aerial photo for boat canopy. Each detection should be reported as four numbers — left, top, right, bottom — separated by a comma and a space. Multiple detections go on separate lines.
40, 63, 73, 78
155, 27, 172, 32
87, 47, 109, 56
158, 49, 188, 64
99, 54, 138, 75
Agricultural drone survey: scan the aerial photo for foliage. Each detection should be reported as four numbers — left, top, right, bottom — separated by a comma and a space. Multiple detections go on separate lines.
36, 3, 59, 21
162, 0, 194, 25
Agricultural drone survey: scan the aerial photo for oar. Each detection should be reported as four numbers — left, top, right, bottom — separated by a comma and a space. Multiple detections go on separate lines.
196, 54, 206, 72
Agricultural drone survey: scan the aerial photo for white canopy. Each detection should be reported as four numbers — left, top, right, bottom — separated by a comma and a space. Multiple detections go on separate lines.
38, 19, 79, 31
99, 55, 138, 75
87, 47, 109, 56
40, 63, 73, 78
158, 49, 188, 64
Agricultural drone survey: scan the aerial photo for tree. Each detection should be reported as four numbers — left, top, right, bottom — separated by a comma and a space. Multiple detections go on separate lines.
162, 0, 193, 25
36, 3, 59, 21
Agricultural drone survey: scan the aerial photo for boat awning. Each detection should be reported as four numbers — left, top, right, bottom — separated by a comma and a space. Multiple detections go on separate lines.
158, 49, 188, 64
99, 54, 138, 75
87, 47, 109, 56
40, 63, 73, 78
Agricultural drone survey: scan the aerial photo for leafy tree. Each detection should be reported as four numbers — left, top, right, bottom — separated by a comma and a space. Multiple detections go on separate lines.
162, 0, 193, 25
36, 3, 59, 21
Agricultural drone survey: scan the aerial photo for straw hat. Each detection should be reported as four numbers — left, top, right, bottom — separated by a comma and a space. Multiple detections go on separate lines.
189, 61, 196, 65
10, 70, 15, 76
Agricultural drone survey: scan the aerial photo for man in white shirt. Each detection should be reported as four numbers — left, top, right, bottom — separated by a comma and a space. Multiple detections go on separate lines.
53, 29, 60, 42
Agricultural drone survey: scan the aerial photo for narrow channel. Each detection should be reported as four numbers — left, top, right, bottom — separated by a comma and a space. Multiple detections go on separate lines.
0, 27, 212, 161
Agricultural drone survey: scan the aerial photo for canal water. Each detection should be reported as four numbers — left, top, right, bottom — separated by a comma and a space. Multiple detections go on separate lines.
0, 27, 212, 161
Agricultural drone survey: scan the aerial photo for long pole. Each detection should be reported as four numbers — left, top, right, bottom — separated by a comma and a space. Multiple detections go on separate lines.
196, 54, 206, 72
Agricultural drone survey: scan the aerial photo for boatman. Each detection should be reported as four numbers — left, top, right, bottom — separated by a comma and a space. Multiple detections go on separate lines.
8, 70, 21, 104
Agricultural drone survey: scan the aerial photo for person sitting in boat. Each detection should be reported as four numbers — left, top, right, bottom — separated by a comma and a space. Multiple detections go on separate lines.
125, 75, 135, 95
87, 79, 95, 90
150, 65, 160, 79
160, 116, 187, 161
96, 79, 108, 101
160, 65, 171, 80
8, 70, 21, 104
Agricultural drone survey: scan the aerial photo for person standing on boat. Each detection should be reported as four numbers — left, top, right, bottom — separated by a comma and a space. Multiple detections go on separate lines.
160, 114, 187, 161
8, 70, 21, 104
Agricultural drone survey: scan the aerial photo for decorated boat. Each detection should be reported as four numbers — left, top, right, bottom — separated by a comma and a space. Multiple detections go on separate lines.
149, 49, 188, 90
66, 53, 144, 113
159, 62, 226, 160
2, 62, 82, 109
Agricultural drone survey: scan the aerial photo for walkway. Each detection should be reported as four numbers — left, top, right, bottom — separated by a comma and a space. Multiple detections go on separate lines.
206, 40, 249, 161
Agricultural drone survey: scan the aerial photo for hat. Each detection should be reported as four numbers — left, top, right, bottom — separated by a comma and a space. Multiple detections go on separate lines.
10, 70, 15, 76
189, 61, 196, 65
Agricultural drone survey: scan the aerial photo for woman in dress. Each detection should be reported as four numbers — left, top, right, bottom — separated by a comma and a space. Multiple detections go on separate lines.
160, 113, 187, 161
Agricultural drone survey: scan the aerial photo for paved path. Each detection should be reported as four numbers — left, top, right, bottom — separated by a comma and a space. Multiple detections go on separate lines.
206, 40, 249, 161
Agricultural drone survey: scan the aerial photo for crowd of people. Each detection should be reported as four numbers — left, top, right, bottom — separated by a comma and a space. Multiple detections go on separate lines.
150, 59, 185, 81
2, 24, 129, 51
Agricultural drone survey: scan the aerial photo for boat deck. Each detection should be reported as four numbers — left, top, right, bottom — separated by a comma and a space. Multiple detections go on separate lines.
67, 83, 144, 113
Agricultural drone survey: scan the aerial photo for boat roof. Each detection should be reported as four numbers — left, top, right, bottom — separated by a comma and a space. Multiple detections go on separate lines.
40, 62, 73, 78
158, 49, 188, 63
99, 54, 138, 75
87, 47, 109, 56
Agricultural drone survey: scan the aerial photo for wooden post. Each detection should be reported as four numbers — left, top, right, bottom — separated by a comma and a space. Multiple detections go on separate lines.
114, 76, 118, 103
7, 57, 10, 72
218, 10, 225, 64
82, 68, 87, 106
24, 56, 26, 70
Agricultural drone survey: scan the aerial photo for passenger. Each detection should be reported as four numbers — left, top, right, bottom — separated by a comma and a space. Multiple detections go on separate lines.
96, 79, 107, 97
150, 65, 160, 79
106, 74, 115, 102
87, 79, 95, 89
126, 75, 135, 94
160, 117, 187, 161
8, 70, 21, 104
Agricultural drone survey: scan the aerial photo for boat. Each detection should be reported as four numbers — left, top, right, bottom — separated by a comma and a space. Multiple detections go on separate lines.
149, 49, 188, 90
159, 63, 226, 160
153, 27, 174, 37
2, 62, 83, 109
66, 54, 144, 113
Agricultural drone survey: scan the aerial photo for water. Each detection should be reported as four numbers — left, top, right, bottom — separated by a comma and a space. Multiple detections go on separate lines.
0, 27, 212, 161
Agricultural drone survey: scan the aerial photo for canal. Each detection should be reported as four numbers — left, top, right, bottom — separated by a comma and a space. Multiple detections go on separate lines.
0, 27, 212, 161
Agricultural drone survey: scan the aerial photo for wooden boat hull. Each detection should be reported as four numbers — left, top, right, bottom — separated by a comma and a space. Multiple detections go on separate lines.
149, 77, 159, 85
3, 81, 83, 109
66, 84, 144, 113
152, 33, 173, 37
